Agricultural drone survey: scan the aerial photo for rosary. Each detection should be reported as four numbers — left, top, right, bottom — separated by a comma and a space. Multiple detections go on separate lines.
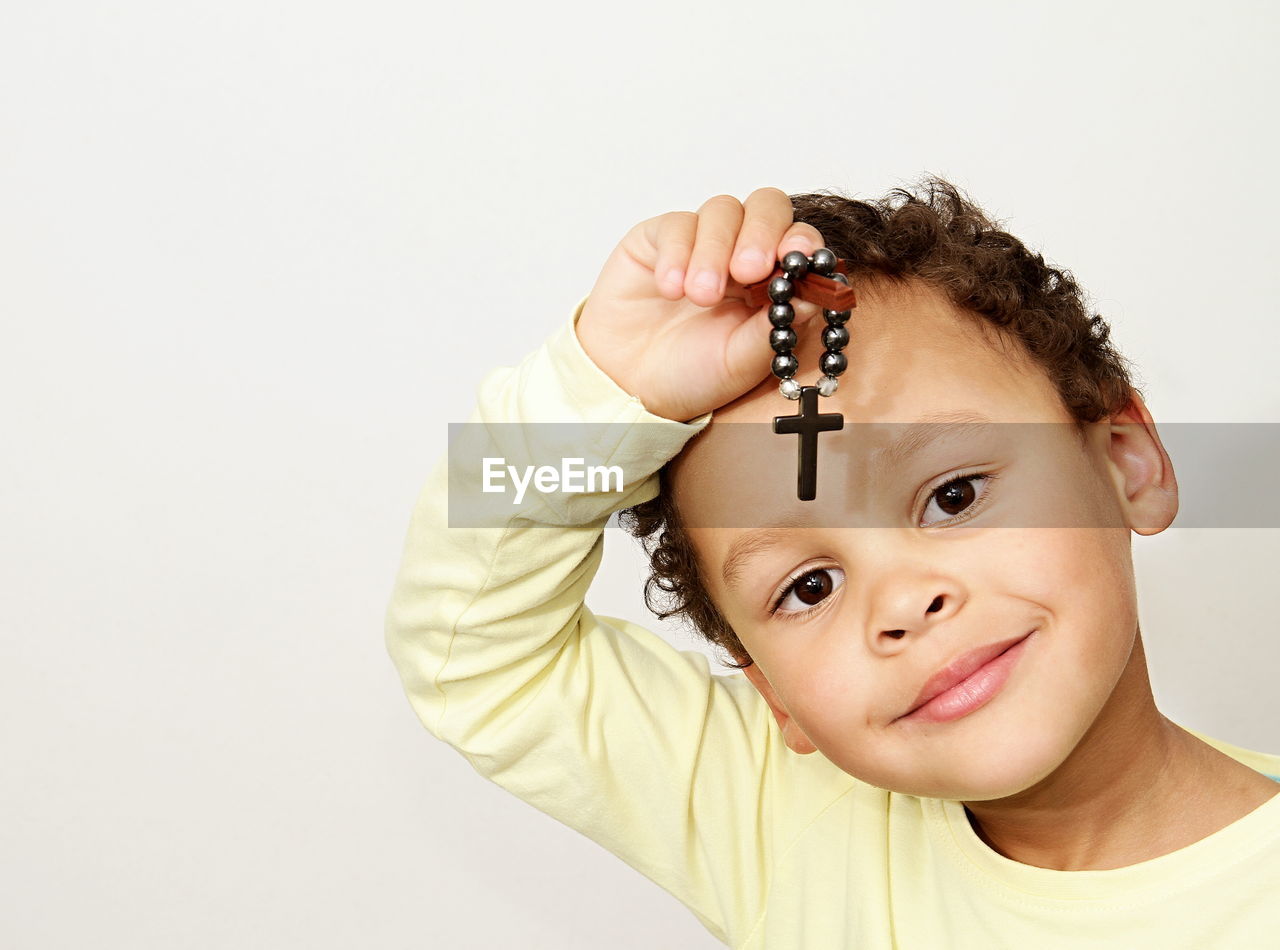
742, 249, 857, 501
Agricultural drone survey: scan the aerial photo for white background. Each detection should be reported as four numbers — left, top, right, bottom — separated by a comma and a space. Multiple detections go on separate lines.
3, 1, 1278, 947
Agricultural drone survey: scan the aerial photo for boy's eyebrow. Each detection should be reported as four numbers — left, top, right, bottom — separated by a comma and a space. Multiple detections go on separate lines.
720, 410, 993, 595
720, 517, 812, 595
876, 409, 994, 473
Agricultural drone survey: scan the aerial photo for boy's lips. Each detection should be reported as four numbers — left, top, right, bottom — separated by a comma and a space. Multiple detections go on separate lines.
895, 630, 1035, 722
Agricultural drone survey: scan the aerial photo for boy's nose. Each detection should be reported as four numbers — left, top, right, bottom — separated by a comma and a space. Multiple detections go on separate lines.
881, 594, 946, 640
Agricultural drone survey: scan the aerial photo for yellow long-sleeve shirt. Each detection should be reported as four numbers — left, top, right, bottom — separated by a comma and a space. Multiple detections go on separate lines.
384, 295, 1280, 949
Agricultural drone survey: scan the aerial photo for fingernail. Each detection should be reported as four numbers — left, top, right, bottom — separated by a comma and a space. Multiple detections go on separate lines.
665, 268, 685, 290
738, 248, 765, 270
693, 270, 720, 294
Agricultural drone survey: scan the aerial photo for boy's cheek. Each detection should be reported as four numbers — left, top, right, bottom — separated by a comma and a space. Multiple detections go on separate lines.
981, 456, 1136, 607
987, 523, 1136, 630
996, 447, 1124, 529
992, 525, 1139, 694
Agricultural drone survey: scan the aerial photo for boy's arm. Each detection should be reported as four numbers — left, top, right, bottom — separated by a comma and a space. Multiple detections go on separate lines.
384, 297, 822, 944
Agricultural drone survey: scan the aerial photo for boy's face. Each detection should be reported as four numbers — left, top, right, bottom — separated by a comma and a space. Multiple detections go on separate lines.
668, 281, 1177, 800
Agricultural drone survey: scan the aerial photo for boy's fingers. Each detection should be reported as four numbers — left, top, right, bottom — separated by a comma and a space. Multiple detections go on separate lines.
685, 194, 744, 306
731, 187, 797, 285
651, 211, 698, 299
639, 196, 827, 307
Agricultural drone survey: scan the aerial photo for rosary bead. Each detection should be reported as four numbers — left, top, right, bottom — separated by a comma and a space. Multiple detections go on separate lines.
770, 327, 798, 352
830, 271, 850, 286
780, 250, 810, 281
780, 377, 802, 399
823, 308, 851, 326
767, 275, 795, 304
771, 353, 800, 379
768, 302, 795, 328
822, 324, 850, 350
819, 351, 847, 376
817, 375, 839, 397
810, 248, 838, 276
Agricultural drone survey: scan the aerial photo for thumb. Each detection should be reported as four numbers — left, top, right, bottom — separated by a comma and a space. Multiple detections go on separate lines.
724, 297, 824, 398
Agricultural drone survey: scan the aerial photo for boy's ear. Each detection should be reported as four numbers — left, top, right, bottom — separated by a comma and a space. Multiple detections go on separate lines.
740, 660, 819, 755
1102, 392, 1179, 535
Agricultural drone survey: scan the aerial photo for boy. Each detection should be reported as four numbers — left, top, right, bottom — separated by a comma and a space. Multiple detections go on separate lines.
384, 179, 1280, 948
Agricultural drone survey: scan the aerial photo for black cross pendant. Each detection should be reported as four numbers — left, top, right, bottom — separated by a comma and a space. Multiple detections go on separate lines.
772, 385, 844, 501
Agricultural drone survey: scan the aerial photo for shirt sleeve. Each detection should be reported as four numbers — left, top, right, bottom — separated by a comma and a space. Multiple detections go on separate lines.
383, 295, 804, 945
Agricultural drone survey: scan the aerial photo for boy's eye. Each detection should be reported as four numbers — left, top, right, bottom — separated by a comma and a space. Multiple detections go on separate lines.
772, 567, 846, 617
769, 474, 995, 617
920, 474, 992, 526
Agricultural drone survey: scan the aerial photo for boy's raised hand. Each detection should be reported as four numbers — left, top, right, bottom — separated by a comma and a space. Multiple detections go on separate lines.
576, 188, 828, 423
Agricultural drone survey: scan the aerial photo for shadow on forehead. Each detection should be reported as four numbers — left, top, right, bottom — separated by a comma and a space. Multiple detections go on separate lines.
668, 419, 1079, 530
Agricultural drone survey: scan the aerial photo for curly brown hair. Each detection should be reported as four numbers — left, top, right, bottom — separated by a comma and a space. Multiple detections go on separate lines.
616, 174, 1142, 671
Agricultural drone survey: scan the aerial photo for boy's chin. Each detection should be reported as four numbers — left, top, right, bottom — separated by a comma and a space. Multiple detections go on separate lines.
842, 723, 1078, 801
880, 753, 1067, 802
927, 750, 1067, 802
938, 723, 1076, 800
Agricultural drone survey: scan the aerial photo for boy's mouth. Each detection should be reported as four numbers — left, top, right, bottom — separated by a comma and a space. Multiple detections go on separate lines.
894, 630, 1035, 725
